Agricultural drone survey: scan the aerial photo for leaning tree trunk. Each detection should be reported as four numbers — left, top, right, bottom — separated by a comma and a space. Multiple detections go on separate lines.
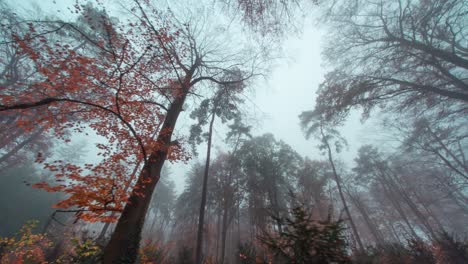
102, 85, 189, 263
98, 159, 143, 243
0, 126, 44, 165
347, 190, 385, 245
321, 128, 364, 251
195, 110, 216, 264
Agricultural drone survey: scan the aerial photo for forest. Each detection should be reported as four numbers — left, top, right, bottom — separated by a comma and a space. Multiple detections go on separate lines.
0, 0, 467, 263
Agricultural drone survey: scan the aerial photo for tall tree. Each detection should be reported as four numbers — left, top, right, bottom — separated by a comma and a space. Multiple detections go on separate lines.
313, 0, 468, 125
0, 3, 60, 171
190, 80, 246, 264
237, 134, 302, 236
0, 1, 260, 262
296, 158, 330, 220
352, 145, 447, 240
300, 111, 364, 251
205, 153, 245, 264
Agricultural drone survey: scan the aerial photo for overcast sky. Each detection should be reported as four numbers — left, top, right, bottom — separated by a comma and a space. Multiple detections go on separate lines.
168, 20, 378, 193
11, 0, 379, 194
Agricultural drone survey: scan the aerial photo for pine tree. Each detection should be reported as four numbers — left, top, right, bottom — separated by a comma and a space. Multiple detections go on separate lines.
258, 206, 350, 264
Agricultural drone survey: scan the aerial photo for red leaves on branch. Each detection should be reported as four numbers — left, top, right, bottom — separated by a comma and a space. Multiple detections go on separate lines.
2, 2, 190, 222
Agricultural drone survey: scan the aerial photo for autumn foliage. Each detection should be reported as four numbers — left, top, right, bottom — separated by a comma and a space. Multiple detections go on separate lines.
0, 2, 191, 222
0, 221, 51, 264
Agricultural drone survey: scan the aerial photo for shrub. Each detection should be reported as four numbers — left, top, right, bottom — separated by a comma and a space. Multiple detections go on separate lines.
238, 242, 270, 264
0, 220, 52, 264
433, 232, 468, 264
138, 240, 171, 264
258, 206, 350, 264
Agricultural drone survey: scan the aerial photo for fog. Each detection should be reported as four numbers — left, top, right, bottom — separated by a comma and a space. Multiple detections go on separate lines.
1, 0, 467, 263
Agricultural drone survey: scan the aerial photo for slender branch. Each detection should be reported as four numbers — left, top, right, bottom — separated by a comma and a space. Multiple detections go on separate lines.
0, 97, 148, 162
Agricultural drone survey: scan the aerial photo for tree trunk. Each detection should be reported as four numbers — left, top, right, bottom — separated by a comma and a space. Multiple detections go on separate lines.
97, 221, 113, 243
0, 127, 23, 150
380, 180, 420, 240
195, 110, 216, 264
382, 168, 438, 239
321, 128, 364, 251
220, 205, 229, 264
102, 87, 188, 264
347, 190, 385, 245
0, 126, 44, 165
98, 159, 143, 243
215, 209, 221, 262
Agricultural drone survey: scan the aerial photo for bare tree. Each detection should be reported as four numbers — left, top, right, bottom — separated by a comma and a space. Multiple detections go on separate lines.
314, 0, 468, 124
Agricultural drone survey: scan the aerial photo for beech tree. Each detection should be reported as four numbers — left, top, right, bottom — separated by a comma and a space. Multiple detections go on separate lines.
399, 117, 468, 181
0, 0, 260, 262
352, 145, 447, 240
314, 0, 468, 124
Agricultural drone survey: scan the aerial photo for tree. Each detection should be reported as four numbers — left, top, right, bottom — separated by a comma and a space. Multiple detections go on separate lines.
189, 72, 246, 264
314, 0, 468, 125
258, 205, 350, 264
400, 117, 468, 181
218, 0, 312, 36
343, 185, 386, 245
0, 0, 260, 262
300, 111, 365, 251
237, 134, 302, 236
209, 153, 245, 264
0, 3, 59, 172
145, 173, 176, 241
352, 145, 446, 240
295, 158, 330, 220
172, 163, 207, 257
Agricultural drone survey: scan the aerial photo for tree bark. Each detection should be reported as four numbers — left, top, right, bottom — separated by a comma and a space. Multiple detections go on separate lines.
102, 84, 189, 263
98, 159, 143, 243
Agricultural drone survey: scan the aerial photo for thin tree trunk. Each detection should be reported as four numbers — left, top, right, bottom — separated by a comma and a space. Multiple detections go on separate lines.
97, 221, 113, 243
346, 190, 385, 245
216, 209, 221, 262
195, 110, 216, 264
320, 127, 364, 251
379, 178, 420, 240
388, 223, 404, 244
103, 85, 189, 263
0, 127, 23, 150
427, 126, 468, 175
382, 169, 438, 239
0, 127, 44, 164
220, 205, 229, 264
271, 185, 283, 233
148, 212, 158, 236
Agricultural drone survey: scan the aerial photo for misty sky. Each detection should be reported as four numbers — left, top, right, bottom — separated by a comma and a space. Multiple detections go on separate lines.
168, 22, 376, 193
11, 0, 377, 193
